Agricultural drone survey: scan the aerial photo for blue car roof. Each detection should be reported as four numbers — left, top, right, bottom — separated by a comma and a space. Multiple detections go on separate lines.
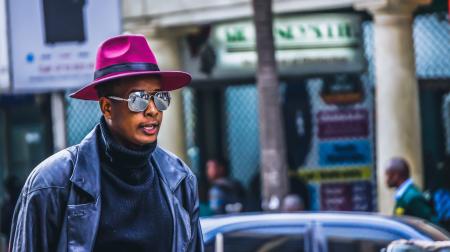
200, 212, 450, 242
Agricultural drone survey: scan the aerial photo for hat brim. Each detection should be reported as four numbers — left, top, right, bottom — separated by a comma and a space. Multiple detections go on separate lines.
70, 70, 192, 100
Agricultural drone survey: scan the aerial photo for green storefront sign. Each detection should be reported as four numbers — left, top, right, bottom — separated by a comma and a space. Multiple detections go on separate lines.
224, 19, 358, 52
183, 13, 365, 79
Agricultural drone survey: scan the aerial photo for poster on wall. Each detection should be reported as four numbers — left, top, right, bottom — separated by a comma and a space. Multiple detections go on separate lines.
318, 140, 372, 166
288, 76, 376, 212
7, 0, 121, 93
0, 0, 9, 91
317, 109, 369, 139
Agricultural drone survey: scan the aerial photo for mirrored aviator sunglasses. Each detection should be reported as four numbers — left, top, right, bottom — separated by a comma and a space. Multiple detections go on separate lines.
108, 91, 171, 112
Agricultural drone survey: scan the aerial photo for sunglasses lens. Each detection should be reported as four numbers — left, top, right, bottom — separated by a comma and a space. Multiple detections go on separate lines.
127, 91, 170, 112
153, 92, 171, 111
129, 95, 149, 112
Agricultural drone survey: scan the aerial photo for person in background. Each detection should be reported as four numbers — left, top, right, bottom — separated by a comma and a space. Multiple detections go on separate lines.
245, 172, 310, 212
432, 157, 450, 231
246, 172, 263, 212
289, 175, 310, 210
198, 180, 214, 217
281, 194, 305, 212
385, 157, 438, 223
206, 158, 245, 214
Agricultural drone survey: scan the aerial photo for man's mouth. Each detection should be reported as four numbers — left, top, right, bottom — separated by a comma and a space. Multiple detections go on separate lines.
140, 123, 159, 135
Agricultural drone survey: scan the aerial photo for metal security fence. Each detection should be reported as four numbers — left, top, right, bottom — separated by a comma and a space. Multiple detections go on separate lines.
181, 85, 261, 189
362, 21, 375, 86
65, 91, 102, 146
362, 12, 450, 82
224, 85, 260, 189
182, 88, 201, 176
414, 12, 450, 79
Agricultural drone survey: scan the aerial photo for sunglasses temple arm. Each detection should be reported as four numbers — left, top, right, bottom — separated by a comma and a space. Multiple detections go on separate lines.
108, 96, 129, 102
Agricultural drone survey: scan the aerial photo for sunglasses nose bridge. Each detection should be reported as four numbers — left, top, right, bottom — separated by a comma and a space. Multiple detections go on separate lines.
143, 94, 160, 113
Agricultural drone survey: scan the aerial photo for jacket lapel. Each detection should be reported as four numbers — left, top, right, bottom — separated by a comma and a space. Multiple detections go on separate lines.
70, 126, 101, 199
152, 147, 191, 252
67, 126, 102, 251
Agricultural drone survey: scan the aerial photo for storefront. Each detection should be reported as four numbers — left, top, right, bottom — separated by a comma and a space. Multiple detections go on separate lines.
181, 12, 377, 211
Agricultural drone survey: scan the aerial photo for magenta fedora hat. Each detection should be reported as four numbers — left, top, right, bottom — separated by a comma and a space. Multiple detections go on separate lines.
70, 34, 191, 100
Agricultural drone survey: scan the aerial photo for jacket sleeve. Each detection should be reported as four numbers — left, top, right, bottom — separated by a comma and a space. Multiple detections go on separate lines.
186, 174, 204, 252
9, 187, 64, 252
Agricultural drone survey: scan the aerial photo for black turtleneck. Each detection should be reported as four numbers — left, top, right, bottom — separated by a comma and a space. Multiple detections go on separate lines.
93, 118, 173, 252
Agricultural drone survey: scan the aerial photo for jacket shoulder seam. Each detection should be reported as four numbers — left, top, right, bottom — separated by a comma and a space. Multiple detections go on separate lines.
25, 185, 67, 196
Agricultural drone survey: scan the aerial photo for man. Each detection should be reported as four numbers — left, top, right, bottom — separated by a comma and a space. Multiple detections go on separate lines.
385, 157, 437, 223
9, 34, 204, 252
281, 194, 305, 212
206, 158, 245, 214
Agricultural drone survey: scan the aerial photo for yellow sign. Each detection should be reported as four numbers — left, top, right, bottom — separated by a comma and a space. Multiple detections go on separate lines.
294, 166, 371, 182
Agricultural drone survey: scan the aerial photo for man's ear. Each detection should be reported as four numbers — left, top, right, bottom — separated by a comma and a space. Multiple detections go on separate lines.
99, 97, 112, 120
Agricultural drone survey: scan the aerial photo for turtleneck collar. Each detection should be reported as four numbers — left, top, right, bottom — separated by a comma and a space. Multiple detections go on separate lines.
98, 117, 157, 185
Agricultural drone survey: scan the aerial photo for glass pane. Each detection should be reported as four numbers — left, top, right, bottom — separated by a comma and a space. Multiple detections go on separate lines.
220, 226, 306, 252
225, 85, 260, 188
9, 123, 48, 182
65, 92, 102, 145
323, 226, 408, 252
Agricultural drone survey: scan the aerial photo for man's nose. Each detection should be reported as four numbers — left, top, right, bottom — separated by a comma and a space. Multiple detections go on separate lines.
144, 98, 159, 116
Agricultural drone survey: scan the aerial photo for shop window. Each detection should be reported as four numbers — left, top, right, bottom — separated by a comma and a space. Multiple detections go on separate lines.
182, 87, 201, 175
224, 85, 260, 189
414, 12, 450, 79
65, 91, 102, 145
322, 225, 409, 252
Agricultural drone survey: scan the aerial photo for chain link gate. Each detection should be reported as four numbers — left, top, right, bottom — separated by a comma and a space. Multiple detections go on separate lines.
65, 92, 102, 146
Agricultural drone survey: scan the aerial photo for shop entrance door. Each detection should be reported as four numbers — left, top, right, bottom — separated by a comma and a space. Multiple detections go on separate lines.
419, 79, 450, 190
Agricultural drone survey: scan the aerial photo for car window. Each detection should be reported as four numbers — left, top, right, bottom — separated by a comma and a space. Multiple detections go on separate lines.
322, 225, 410, 252
205, 226, 306, 252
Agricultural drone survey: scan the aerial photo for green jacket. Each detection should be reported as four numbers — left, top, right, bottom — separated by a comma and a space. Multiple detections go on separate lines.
394, 183, 438, 224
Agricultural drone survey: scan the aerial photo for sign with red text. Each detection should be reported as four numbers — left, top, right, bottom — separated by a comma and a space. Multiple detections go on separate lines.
317, 109, 369, 139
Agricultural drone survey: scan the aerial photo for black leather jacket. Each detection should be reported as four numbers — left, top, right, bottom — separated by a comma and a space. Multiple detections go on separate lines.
9, 126, 204, 252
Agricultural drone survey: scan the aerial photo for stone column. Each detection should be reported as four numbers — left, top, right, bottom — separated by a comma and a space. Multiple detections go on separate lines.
354, 0, 431, 214
149, 36, 188, 162
124, 24, 189, 162
51, 92, 67, 152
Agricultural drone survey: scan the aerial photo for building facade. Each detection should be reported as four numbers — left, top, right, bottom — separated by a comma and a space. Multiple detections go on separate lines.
0, 0, 447, 214
122, 0, 450, 213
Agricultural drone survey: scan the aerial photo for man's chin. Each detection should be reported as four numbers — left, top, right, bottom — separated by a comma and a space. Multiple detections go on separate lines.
138, 137, 157, 145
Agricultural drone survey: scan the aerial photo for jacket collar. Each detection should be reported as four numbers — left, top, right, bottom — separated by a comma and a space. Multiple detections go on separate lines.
395, 178, 413, 200
70, 124, 188, 198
